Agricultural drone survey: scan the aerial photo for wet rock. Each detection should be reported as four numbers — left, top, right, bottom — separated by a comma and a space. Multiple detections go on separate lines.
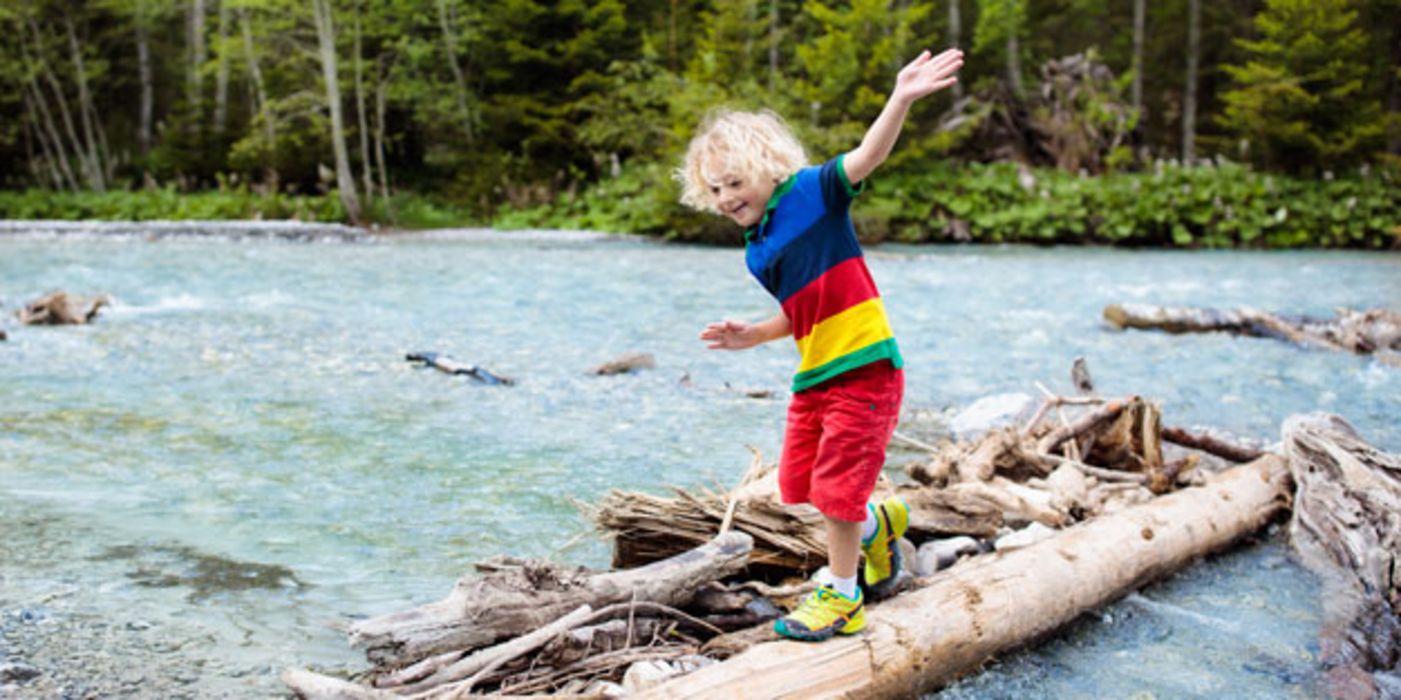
591, 352, 655, 375
0, 662, 41, 683
915, 536, 985, 576
126, 620, 152, 631
585, 679, 628, 698
950, 393, 1036, 441
622, 659, 677, 692
18, 291, 110, 326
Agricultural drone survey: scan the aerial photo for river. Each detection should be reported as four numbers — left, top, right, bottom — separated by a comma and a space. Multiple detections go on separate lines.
2, 227, 1397, 697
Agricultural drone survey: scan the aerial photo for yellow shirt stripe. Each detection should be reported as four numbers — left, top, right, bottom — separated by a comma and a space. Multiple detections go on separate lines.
793, 297, 895, 373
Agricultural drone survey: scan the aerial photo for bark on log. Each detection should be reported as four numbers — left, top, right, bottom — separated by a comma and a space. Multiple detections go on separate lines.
347, 532, 752, 669
1036, 398, 1127, 456
1162, 426, 1263, 463
1283, 413, 1401, 698
638, 456, 1291, 699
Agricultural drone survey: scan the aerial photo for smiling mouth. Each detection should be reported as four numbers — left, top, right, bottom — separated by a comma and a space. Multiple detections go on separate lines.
730, 203, 748, 217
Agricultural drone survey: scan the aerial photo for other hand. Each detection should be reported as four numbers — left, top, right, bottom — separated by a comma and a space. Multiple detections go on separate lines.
699, 320, 762, 350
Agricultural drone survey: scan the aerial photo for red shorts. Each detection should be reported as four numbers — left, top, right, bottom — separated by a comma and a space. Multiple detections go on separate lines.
779, 361, 904, 522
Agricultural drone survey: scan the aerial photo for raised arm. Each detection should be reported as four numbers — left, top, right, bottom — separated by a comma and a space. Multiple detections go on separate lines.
842, 48, 964, 186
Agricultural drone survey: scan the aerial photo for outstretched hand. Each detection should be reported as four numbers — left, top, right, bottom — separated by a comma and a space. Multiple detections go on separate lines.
699, 320, 763, 350
893, 48, 964, 104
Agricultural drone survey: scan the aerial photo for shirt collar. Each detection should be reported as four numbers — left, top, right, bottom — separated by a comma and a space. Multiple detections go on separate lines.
743, 173, 798, 244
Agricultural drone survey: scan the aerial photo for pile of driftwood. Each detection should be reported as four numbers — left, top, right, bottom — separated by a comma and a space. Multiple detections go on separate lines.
1105, 303, 1401, 368
286, 361, 1378, 699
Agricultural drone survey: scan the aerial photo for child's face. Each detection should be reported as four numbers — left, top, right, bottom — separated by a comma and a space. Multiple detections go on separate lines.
706, 164, 774, 228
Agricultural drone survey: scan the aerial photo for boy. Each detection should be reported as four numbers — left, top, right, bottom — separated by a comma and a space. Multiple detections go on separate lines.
676, 48, 964, 641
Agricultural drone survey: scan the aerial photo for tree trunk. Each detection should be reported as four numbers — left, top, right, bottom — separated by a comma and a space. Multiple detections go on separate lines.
948, 0, 962, 98
21, 73, 78, 191
353, 1, 374, 206
1005, 5, 1023, 98
435, 0, 474, 142
27, 18, 96, 190
1182, 0, 1199, 163
22, 90, 67, 189
1283, 414, 1400, 698
640, 457, 1291, 699
373, 74, 391, 202
1131, 0, 1145, 118
214, 0, 230, 138
188, 0, 206, 120
312, 0, 362, 223
136, 0, 154, 157
346, 532, 753, 670
238, 9, 276, 151
63, 15, 106, 191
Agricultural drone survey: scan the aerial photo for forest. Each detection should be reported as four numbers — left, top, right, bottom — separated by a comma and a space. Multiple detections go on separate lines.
2, 0, 1399, 247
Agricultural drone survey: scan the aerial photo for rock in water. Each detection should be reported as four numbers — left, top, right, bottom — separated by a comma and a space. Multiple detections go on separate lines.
0, 662, 41, 683
19, 291, 109, 325
950, 393, 1037, 441
591, 352, 656, 376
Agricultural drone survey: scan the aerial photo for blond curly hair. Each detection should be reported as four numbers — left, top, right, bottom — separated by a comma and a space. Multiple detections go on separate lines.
675, 109, 809, 213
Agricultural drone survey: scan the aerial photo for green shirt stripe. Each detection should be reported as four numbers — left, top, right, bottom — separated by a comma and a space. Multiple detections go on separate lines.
791, 337, 903, 392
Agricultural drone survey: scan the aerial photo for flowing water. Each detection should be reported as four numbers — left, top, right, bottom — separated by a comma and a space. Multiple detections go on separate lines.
2, 228, 1397, 697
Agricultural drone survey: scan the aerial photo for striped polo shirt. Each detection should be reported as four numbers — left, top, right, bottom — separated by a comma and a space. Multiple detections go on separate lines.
744, 155, 903, 392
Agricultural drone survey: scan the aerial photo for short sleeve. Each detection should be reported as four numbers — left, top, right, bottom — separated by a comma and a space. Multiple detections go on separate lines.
819, 155, 865, 210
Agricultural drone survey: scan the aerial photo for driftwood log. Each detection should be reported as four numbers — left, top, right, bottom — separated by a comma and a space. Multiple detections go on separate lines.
18, 291, 109, 325
1104, 303, 1401, 367
595, 470, 1002, 573
346, 532, 752, 670
1283, 413, 1401, 699
638, 456, 1291, 699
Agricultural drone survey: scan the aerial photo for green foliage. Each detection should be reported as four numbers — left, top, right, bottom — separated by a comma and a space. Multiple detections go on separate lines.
1, 0, 1397, 248
516, 158, 1401, 250
790, 0, 931, 157
1217, 0, 1387, 172
0, 187, 347, 222
860, 159, 1401, 249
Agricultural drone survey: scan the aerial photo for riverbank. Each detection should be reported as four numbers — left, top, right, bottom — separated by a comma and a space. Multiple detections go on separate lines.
4, 161, 1399, 249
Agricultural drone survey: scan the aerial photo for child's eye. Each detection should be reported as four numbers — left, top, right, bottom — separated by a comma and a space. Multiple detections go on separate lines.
729, 180, 741, 188
710, 186, 720, 195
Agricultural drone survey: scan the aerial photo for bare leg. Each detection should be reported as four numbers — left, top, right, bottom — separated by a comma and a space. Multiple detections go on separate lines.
825, 515, 862, 580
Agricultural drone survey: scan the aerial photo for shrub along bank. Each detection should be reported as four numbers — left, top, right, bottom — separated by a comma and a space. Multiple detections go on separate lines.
3, 162, 1397, 249
498, 160, 1401, 249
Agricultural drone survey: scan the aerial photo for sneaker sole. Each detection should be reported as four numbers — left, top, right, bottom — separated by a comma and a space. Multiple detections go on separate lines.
774, 617, 864, 642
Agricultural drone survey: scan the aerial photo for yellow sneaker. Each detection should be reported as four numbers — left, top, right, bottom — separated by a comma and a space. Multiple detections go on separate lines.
862, 497, 910, 601
773, 585, 865, 641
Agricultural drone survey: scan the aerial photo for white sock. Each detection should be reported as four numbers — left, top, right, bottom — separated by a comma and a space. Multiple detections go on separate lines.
829, 573, 859, 598
860, 504, 879, 544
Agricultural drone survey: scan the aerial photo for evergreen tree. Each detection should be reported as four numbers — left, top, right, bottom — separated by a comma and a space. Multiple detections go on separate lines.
1217, 0, 1386, 171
